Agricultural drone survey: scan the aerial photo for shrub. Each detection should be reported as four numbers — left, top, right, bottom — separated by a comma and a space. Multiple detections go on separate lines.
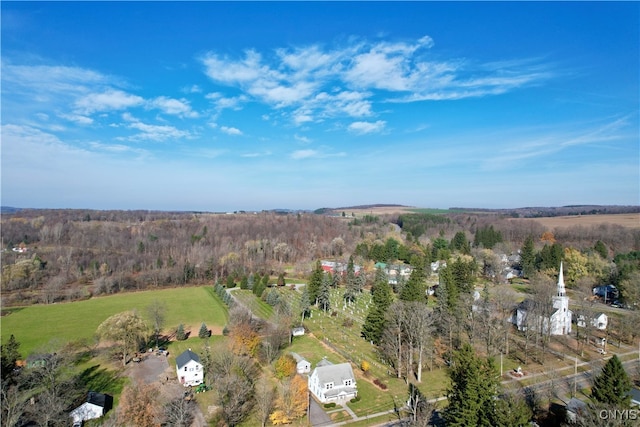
324, 402, 336, 408
373, 379, 387, 390
342, 317, 354, 328
360, 360, 370, 373
350, 396, 361, 403
176, 324, 187, 341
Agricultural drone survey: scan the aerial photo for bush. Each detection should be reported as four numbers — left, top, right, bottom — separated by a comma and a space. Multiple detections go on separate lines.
176, 323, 187, 341
324, 402, 336, 408
350, 396, 361, 403
373, 378, 387, 390
342, 317, 354, 328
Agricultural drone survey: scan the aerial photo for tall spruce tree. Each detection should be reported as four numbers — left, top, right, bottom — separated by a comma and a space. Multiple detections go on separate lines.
361, 269, 393, 344
307, 260, 324, 305
591, 355, 632, 406
444, 343, 500, 427
317, 272, 331, 312
400, 265, 426, 302
520, 236, 536, 278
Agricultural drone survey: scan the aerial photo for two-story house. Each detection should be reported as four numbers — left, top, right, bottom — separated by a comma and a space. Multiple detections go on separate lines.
175, 349, 203, 387
308, 360, 357, 403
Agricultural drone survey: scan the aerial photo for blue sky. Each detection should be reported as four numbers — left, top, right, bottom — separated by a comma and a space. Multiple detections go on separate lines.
2, 2, 638, 211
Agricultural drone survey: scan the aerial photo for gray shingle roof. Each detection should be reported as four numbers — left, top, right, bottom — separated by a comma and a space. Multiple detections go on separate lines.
315, 362, 354, 387
176, 349, 201, 370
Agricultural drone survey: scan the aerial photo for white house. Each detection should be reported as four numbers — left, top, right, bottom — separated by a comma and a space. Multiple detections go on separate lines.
70, 392, 113, 424
308, 361, 357, 403
512, 263, 572, 335
290, 352, 311, 374
176, 349, 203, 387
577, 312, 608, 330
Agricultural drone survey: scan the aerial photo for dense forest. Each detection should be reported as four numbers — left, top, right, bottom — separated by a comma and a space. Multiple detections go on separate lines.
1, 208, 639, 307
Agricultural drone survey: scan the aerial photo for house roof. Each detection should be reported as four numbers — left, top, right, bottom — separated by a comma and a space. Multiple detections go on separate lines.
566, 397, 587, 413
290, 352, 307, 363
316, 357, 333, 368
86, 391, 113, 409
314, 362, 355, 386
176, 349, 201, 369
629, 388, 640, 404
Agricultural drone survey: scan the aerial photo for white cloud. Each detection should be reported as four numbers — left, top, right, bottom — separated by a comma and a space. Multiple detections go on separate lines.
182, 84, 202, 93
348, 120, 386, 135
75, 89, 144, 114
242, 151, 272, 158
120, 114, 192, 141
220, 126, 243, 136
200, 35, 552, 125
59, 113, 94, 125
290, 149, 319, 159
294, 134, 312, 144
149, 96, 199, 118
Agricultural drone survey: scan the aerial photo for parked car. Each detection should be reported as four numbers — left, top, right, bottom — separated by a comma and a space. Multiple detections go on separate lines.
597, 348, 607, 355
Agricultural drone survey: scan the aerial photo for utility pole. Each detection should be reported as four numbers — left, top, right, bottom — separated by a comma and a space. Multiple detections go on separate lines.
573, 357, 577, 398
500, 352, 503, 377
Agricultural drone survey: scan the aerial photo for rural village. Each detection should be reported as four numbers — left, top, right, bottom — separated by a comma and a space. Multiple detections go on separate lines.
1, 206, 640, 427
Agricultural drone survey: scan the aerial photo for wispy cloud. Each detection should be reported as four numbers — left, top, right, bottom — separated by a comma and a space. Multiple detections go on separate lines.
348, 120, 386, 135
75, 89, 144, 114
120, 113, 192, 142
200, 35, 551, 125
290, 149, 319, 159
149, 96, 199, 118
220, 126, 243, 136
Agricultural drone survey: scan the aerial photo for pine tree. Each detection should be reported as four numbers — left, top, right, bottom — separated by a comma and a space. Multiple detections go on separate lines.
0, 334, 21, 383
317, 272, 331, 312
361, 272, 393, 344
520, 236, 536, 278
399, 265, 426, 302
176, 323, 187, 341
199, 322, 209, 339
307, 260, 324, 305
299, 286, 311, 324
591, 355, 632, 406
444, 343, 500, 427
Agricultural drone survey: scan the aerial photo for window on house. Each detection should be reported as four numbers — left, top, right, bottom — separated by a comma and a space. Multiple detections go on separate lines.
184, 367, 187, 371
344, 379, 352, 386
325, 383, 333, 390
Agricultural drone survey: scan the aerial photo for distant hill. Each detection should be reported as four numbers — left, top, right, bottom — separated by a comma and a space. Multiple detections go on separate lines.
1, 206, 23, 214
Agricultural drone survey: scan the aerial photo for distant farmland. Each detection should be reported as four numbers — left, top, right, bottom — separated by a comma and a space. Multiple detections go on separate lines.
510, 213, 640, 229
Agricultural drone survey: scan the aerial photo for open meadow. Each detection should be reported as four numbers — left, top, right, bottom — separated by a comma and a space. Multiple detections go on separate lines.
1, 286, 228, 356
510, 213, 640, 229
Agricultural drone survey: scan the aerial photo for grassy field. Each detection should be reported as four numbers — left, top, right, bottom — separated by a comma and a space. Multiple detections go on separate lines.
1, 286, 228, 356
509, 213, 640, 229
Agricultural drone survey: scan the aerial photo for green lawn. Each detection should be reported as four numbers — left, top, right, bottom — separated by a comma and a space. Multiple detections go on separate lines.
1, 286, 228, 356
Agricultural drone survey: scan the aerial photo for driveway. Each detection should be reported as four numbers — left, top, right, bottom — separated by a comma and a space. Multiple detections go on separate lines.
309, 397, 333, 426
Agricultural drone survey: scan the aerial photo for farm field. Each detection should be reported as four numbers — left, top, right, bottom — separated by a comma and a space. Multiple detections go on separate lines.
510, 213, 640, 229
1, 286, 228, 356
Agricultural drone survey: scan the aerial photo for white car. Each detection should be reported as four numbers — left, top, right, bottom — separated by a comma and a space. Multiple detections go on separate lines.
597, 348, 607, 355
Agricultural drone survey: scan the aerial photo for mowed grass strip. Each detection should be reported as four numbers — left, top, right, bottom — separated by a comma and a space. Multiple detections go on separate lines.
230, 289, 273, 319
1, 286, 228, 356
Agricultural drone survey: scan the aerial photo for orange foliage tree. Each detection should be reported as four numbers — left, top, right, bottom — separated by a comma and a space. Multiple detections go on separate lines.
229, 322, 261, 357
540, 231, 556, 243
270, 375, 308, 425
118, 381, 160, 427
274, 354, 296, 379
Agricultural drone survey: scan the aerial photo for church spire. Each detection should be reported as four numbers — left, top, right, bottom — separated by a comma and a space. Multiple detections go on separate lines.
557, 261, 566, 297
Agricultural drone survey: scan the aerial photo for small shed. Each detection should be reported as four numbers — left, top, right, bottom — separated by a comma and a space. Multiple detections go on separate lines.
70, 392, 113, 424
565, 397, 587, 424
292, 327, 305, 337
290, 352, 311, 374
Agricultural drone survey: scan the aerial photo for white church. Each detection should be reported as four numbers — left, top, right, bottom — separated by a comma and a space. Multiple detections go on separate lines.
512, 263, 572, 335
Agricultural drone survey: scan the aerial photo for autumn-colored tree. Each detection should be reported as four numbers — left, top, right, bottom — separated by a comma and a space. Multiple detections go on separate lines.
270, 375, 308, 425
230, 322, 261, 357
563, 247, 589, 287
274, 354, 297, 379
360, 360, 371, 374
96, 310, 148, 366
540, 231, 556, 243
118, 381, 160, 427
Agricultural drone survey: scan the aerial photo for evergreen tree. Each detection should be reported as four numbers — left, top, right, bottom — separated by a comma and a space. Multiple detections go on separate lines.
343, 256, 358, 303
451, 231, 471, 254
176, 324, 187, 341
361, 270, 393, 344
444, 343, 500, 427
317, 273, 331, 312
199, 322, 210, 339
591, 355, 632, 406
438, 265, 459, 310
299, 286, 311, 324
307, 260, 324, 305
277, 272, 285, 286
331, 271, 341, 288
240, 275, 249, 289
399, 265, 426, 302
520, 236, 536, 278
0, 334, 21, 384
594, 240, 608, 260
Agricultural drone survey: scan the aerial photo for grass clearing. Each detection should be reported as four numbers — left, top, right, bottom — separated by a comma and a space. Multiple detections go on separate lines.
1, 286, 228, 356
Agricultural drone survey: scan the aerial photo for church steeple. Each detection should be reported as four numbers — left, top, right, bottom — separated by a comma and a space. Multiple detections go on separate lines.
557, 262, 566, 297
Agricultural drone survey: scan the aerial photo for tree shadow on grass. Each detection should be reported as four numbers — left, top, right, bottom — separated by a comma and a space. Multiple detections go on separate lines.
79, 365, 127, 395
